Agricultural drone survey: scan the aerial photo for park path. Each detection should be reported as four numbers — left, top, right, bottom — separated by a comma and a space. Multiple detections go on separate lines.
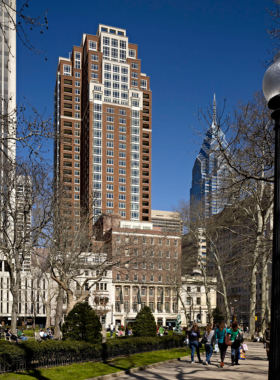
116, 342, 268, 380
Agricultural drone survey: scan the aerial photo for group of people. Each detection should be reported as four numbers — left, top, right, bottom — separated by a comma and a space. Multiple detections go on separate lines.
5, 328, 28, 343
39, 328, 54, 340
109, 323, 132, 337
157, 326, 169, 336
186, 321, 245, 367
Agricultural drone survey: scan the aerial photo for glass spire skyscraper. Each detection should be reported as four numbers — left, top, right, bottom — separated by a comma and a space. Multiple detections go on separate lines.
190, 95, 227, 217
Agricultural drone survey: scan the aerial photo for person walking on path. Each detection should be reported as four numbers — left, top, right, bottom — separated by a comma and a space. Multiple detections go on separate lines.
188, 323, 202, 364
228, 321, 243, 366
202, 324, 215, 365
215, 321, 229, 368
110, 323, 114, 338
264, 323, 271, 361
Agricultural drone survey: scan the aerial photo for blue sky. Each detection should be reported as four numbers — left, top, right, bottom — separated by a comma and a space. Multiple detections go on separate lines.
17, 0, 272, 211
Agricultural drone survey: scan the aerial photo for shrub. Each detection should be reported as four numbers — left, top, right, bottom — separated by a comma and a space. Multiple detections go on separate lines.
133, 306, 157, 337
62, 302, 102, 343
0, 335, 185, 367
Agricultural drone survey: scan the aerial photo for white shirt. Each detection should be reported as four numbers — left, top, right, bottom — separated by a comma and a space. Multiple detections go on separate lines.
110, 324, 114, 331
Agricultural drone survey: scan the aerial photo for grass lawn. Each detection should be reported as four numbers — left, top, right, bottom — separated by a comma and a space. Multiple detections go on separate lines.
0, 347, 194, 380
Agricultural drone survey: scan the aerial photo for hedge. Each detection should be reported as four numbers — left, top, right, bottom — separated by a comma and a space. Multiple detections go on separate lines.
0, 334, 185, 368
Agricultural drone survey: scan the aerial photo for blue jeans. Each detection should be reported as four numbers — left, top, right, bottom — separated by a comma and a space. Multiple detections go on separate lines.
205, 344, 213, 363
190, 341, 201, 362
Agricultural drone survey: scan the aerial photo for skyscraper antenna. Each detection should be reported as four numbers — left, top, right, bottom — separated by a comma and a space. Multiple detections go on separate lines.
213, 93, 216, 125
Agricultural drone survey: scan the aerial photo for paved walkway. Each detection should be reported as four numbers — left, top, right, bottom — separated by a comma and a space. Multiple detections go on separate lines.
117, 343, 268, 380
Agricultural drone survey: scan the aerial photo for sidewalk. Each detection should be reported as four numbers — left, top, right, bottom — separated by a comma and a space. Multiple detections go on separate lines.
116, 343, 268, 380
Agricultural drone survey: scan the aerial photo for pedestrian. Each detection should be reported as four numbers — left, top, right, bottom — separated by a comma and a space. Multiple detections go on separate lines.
264, 322, 271, 361
213, 322, 219, 354
110, 323, 114, 338
159, 326, 164, 336
125, 326, 129, 336
215, 321, 228, 368
188, 323, 203, 364
228, 321, 243, 366
202, 324, 215, 365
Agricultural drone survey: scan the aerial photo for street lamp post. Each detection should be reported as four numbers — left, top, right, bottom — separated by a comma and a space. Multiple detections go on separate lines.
263, 53, 280, 380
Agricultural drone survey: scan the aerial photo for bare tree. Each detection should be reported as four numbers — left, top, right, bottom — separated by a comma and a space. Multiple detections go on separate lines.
197, 91, 273, 337
0, 0, 49, 59
0, 160, 52, 333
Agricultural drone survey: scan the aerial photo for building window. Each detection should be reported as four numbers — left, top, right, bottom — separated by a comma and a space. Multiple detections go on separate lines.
106, 201, 113, 208
129, 49, 136, 58
75, 52, 81, 69
89, 40, 97, 50
63, 65, 71, 76
166, 239, 170, 246
131, 80, 138, 87
92, 54, 98, 61
174, 240, 178, 246
197, 297, 201, 305
75, 72, 81, 78
141, 80, 147, 90
149, 302, 154, 312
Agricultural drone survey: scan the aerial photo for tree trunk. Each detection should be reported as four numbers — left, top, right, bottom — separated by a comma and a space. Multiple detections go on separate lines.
178, 292, 189, 326
266, 274, 271, 324
45, 304, 51, 328
202, 271, 213, 324
11, 294, 18, 334
54, 287, 63, 339
260, 255, 268, 333
10, 270, 19, 334
217, 264, 230, 325
66, 290, 89, 315
249, 251, 258, 340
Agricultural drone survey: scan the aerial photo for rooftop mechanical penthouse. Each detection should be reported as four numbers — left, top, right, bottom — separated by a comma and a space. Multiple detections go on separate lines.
54, 24, 152, 223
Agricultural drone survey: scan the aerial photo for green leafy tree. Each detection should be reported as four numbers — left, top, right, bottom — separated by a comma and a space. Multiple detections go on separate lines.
62, 302, 102, 343
133, 306, 157, 337
213, 307, 224, 324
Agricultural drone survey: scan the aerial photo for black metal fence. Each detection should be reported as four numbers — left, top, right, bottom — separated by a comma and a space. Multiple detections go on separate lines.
0, 338, 184, 373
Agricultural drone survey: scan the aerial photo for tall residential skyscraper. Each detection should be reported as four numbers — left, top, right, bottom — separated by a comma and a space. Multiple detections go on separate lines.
190, 95, 227, 217
0, 0, 16, 161
54, 24, 151, 223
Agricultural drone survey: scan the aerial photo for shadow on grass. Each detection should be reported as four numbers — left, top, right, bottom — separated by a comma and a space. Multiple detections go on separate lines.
106, 355, 140, 371
6, 369, 51, 380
